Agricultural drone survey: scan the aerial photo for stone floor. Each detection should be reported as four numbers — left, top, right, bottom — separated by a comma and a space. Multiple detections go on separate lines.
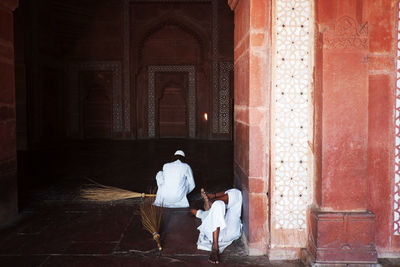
1, 140, 303, 267
0, 140, 397, 266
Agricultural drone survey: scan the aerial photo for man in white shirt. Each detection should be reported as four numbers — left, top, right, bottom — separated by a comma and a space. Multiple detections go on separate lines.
190, 188, 242, 264
153, 150, 195, 208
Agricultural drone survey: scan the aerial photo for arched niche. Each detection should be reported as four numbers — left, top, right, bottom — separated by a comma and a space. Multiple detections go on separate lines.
147, 65, 196, 138
80, 72, 113, 139
139, 21, 204, 65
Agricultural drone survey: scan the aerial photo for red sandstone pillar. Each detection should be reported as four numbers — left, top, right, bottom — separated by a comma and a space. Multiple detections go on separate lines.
230, 0, 270, 255
0, 0, 19, 225
366, 0, 398, 258
308, 0, 378, 264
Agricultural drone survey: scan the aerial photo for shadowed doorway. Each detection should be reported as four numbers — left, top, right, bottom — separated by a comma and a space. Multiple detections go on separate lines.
158, 84, 188, 138
6, 0, 241, 265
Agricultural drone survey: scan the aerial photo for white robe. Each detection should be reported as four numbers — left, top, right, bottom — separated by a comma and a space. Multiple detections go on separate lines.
195, 189, 242, 252
153, 159, 195, 208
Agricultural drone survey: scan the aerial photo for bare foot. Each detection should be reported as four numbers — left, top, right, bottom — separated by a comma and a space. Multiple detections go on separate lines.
208, 249, 220, 264
201, 188, 211, 211
190, 208, 198, 216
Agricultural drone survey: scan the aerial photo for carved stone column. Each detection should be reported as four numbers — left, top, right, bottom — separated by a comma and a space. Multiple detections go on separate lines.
307, 2, 378, 265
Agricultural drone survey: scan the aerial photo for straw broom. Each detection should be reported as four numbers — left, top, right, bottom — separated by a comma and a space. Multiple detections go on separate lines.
81, 179, 156, 202
140, 197, 163, 251
81, 179, 163, 250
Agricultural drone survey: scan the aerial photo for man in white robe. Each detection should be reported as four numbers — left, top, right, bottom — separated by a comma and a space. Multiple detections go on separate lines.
191, 188, 242, 264
153, 150, 195, 208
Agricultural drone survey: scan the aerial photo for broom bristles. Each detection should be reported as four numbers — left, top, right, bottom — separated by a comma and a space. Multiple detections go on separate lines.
80, 179, 163, 250
140, 199, 163, 233
81, 184, 155, 202
140, 198, 163, 250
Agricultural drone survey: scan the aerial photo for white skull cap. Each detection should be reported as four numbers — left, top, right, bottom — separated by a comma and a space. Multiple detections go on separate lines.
174, 150, 185, 157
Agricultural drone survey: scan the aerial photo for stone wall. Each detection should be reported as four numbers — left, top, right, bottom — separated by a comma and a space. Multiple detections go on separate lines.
231, 0, 399, 261
0, 0, 18, 225
311, 0, 397, 262
15, 0, 234, 143
366, 0, 399, 257
230, 0, 270, 256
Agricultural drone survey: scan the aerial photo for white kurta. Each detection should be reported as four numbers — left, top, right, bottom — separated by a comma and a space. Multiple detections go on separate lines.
195, 189, 242, 253
153, 159, 195, 208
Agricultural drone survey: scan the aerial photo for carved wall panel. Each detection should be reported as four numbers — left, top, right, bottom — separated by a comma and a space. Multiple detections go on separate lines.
324, 16, 368, 50
80, 71, 113, 138
130, 0, 232, 138
271, 0, 314, 230
68, 62, 122, 137
148, 65, 196, 138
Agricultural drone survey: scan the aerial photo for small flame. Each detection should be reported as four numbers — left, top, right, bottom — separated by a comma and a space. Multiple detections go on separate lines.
203, 113, 208, 121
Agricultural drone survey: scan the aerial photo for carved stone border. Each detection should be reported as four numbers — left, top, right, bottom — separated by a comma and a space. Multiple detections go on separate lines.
68, 61, 122, 136
271, 0, 314, 230
219, 62, 233, 133
394, 0, 400, 236
323, 16, 368, 50
148, 65, 196, 138
212, 0, 219, 133
123, 0, 131, 133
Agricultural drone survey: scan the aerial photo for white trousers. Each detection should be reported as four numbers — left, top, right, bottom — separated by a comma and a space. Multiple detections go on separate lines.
196, 189, 242, 252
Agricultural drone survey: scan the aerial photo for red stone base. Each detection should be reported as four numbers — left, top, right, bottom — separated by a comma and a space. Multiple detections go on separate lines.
309, 210, 377, 264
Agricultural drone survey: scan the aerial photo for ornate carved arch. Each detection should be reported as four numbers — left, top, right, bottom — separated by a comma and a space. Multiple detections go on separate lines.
137, 16, 209, 64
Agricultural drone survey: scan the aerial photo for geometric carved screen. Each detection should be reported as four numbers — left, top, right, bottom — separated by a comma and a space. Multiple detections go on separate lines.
219, 62, 233, 133
394, 0, 400, 236
68, 61, 122, 136
271, 0, 314, 230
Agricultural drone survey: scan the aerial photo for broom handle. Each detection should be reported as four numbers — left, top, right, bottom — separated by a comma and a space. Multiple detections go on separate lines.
142, 193, 157, 197
153, 232, 162, 251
